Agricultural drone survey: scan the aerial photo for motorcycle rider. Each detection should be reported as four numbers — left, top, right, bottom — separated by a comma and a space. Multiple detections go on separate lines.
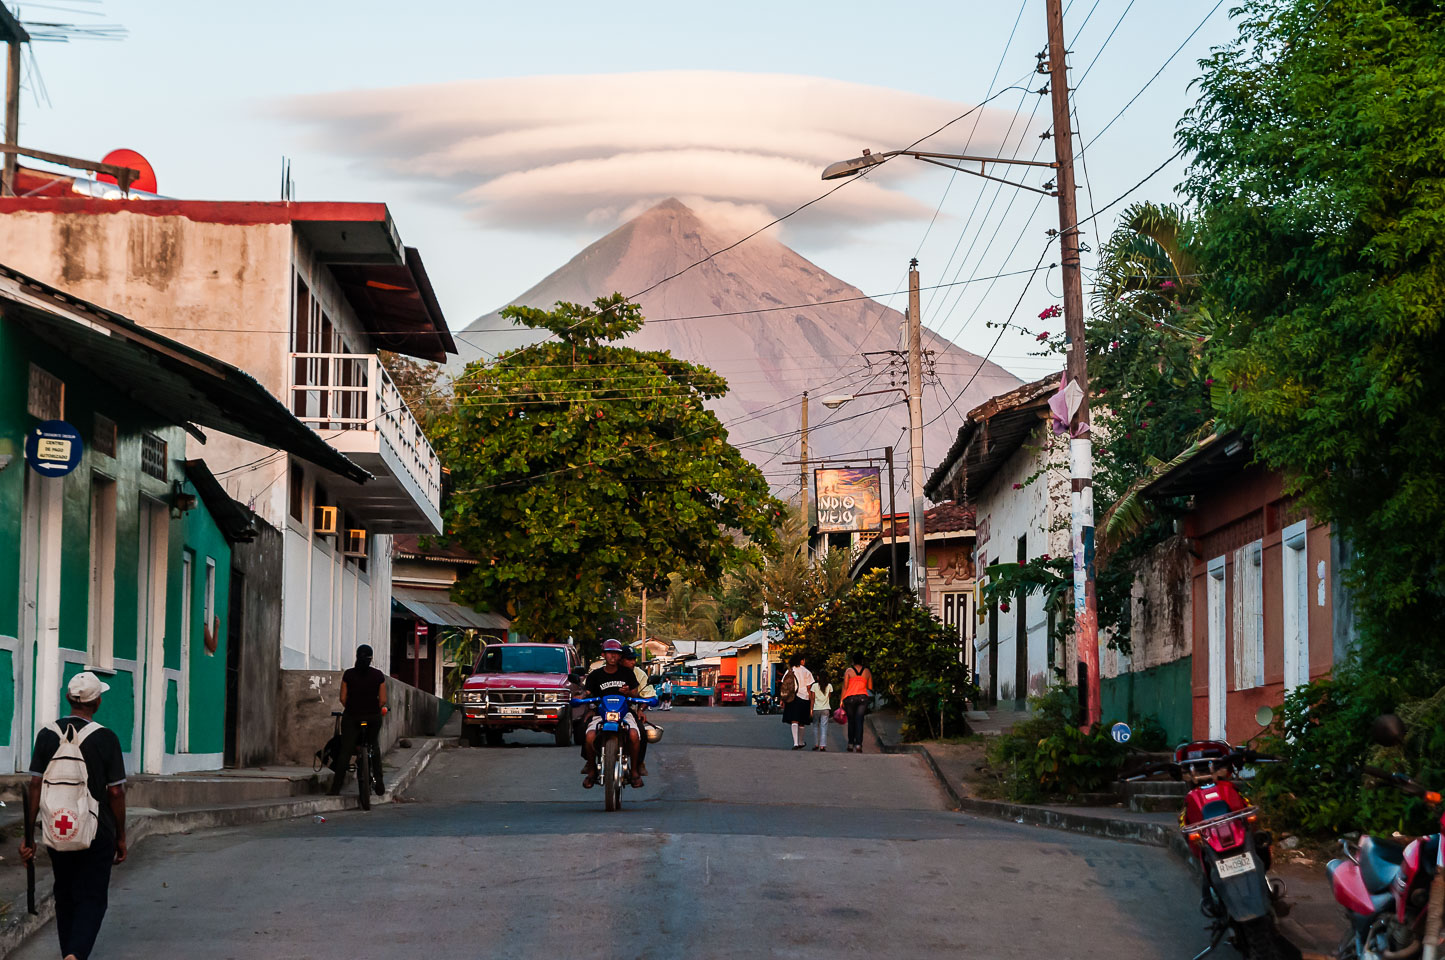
582, 639, 643, 789
620, 646, 655, 777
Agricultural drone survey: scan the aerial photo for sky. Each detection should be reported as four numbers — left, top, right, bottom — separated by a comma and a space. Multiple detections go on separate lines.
11, 0, 1239, 384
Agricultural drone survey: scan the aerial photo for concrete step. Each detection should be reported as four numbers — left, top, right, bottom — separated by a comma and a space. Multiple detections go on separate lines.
0, 765, 327, 809
1129, 793, 1184, 814
1118, 778, 1189, 799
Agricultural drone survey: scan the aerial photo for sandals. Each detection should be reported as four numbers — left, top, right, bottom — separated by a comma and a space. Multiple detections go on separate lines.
630, 775, 644, 788
582, 774, 596, 789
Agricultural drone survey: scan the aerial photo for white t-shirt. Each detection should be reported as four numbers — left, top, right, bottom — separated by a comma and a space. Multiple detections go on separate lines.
810, 681, 833, 713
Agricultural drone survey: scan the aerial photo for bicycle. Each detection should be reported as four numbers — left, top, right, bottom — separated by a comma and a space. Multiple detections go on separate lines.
329, 711, 384, 810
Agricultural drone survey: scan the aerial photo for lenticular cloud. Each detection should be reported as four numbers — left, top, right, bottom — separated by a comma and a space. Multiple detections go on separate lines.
285, 71, 1030, 235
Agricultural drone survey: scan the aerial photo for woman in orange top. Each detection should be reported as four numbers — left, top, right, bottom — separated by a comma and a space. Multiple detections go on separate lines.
841, 652, 873, 752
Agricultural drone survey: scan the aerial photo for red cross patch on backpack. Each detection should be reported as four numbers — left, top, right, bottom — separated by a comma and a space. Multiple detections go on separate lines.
38, 721, 100, 851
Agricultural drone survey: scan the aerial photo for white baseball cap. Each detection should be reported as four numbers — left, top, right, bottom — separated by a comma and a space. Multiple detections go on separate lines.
67, 671, 110, 702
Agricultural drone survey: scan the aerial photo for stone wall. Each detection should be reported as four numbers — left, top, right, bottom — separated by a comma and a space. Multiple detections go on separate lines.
275, 669, 452, 767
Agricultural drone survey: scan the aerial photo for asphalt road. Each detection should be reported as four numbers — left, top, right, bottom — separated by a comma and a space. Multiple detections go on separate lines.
14, 707, 1211, 960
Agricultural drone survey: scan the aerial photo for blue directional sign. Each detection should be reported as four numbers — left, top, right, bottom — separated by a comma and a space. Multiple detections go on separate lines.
1110, 721, 1132, 744
24, 420, 83, 478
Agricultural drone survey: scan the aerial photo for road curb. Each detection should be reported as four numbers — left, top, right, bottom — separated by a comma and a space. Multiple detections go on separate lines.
865, 713, 1191, 861
0, 739, 443, 959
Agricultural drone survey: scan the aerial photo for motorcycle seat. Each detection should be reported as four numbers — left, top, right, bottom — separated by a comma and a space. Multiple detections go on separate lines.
1358, 835, 1405, 893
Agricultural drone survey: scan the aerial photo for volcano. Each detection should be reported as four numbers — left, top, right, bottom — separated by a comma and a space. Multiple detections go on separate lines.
451, 199, 1020, 497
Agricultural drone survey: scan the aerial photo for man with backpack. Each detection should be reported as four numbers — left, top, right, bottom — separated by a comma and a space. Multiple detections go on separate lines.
19, 671, 127, 960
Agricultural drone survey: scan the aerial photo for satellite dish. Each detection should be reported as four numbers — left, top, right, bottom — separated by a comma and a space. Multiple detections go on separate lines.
95, 149, 157, 194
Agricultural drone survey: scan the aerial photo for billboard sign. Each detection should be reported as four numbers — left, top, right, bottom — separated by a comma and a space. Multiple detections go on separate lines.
813, 467, 883, 533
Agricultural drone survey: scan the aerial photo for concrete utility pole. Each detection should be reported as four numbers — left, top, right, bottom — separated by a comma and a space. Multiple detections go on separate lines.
906, 261, 927, 605
799, 391, 810, 519
638, 587, 647, 659
1046, 0, 1101, 726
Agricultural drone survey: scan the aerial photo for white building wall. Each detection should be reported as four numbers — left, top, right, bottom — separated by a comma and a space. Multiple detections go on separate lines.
971, 425, 1071, 702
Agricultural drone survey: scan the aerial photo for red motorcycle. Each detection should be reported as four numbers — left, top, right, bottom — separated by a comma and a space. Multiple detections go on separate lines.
1127, 715, 1297, 959
1325, 715, 1445, 960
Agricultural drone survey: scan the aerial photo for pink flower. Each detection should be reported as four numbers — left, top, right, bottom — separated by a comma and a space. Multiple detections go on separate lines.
1109, 340, 1120, 349
1040, 553, 1051, 561
1000, 602, 1010, 613
1160, 280, 1176, 290
1205, 378, 1215, 386
1146, 400, 1155, 407
1012, 483, 1023, 490
1154, 321, 1163, 328
1140, 421, 1150, 429
1037, 304, 1062, 320
1036, 331, 1050, 341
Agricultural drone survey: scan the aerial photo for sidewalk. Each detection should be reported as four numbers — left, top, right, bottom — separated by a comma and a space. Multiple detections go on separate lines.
0, 735, 445, 958
867, 709, 1346, 957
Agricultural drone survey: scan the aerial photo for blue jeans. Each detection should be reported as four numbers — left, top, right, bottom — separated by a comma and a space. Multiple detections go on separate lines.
813, 711, 830, 749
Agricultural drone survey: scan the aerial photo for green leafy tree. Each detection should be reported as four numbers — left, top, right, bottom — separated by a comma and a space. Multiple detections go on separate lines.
432, 295, 783, 642
1172, 0, 1445, 836
779, 569, 976, 739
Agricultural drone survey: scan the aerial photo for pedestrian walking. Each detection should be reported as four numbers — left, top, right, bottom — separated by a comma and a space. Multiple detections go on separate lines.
328, 644, 388, 795
20, 671, 127, 960
780, 654, 815, 749
810, 674, 834, 751
841, 652, 874, 752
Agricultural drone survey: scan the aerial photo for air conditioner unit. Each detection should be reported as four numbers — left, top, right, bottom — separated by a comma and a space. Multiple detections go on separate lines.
313, 505, 338, 537
343, 529, 367, 558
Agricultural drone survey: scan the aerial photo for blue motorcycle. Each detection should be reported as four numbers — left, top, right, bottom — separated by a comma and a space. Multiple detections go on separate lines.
571, 694, 657, 811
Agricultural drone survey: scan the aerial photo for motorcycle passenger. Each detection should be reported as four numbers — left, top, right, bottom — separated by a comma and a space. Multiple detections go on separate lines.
582, 639, 643, 789
621, 646, 655, 777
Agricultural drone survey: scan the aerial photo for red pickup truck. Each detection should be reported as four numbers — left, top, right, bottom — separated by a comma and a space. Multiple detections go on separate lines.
459, 642, 582, 747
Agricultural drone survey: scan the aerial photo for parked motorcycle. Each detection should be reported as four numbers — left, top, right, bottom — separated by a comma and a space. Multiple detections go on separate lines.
1325, 714, 1445, 960
1126, 706, 1297, 960
753, 692, 780, 715
571, 693, 657, 812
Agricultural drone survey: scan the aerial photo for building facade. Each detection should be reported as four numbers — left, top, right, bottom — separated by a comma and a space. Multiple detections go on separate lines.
0, 198, 454, 676
0, 264, 362, 773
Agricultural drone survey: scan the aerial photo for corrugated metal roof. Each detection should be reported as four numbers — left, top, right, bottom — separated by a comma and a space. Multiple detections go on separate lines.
392, 586, 509, 630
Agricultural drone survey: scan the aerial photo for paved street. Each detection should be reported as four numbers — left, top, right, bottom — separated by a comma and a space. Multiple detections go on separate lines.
15, 709, 1209, 960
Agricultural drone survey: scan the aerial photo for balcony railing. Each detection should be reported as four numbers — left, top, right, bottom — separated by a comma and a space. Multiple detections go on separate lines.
289, 352, 442, 511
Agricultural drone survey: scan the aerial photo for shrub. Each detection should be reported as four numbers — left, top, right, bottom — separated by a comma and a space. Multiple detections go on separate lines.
986, 686, 1130, 802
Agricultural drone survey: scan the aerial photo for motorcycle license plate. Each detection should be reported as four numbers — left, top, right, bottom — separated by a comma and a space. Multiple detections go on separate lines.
1215, 853, 1255, 878
495, 706, 528, 715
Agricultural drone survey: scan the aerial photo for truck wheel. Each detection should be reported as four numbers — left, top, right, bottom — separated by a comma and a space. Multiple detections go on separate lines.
554, 716, 573, 748
463, 725, 483, 747
603, 737, 621, 811
484, 729, 504, 747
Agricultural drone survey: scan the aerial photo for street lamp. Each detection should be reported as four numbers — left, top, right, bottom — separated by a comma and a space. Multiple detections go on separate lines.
820, 388, 901, 410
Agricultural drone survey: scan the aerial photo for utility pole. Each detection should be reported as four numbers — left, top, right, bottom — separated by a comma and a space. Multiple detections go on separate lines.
0, 7, 28, 197
639, 587, 647, 660
906, 260, 927, 605
1046, 0, 1100, 726
885, 445, 898, 588
799, 391, 810, 520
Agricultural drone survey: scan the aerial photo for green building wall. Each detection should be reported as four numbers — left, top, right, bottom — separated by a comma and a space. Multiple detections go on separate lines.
1, 316, 230, 768
1099, 656, 1193, 747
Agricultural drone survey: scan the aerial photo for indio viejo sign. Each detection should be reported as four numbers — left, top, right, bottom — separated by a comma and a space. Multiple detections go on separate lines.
813, 467, 882, 534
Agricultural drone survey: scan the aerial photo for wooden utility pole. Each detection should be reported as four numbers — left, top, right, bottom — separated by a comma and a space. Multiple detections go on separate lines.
885, 445, 898, 588
799, 391, 810, 518
906, 261, 927, 604
0, 6, 28, 198
639, 587, 648, 659
1046, 0, 1101, 726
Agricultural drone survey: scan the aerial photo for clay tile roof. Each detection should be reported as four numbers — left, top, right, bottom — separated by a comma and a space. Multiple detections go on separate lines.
880, 501, 976, 538
392, 534, 480, 565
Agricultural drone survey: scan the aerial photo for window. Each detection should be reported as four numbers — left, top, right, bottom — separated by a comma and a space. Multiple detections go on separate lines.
204, 558, 216, 636
92, 414, 117, 459
180, 549, 193, 750
1232, 541, 1265, 690
289, 462, 305, 523
88, 475, 117, 669
140, 432, 167, 481
1207, 556, 1227, 739
1281, 522, 1309, 691
28, 364, 63, 420
479, 645, 569, 675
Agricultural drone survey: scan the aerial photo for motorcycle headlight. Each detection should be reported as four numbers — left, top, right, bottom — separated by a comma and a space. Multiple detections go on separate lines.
604, 710, 622, 723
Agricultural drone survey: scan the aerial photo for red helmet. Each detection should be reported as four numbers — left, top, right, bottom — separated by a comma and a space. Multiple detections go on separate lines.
601, 639, 624, 652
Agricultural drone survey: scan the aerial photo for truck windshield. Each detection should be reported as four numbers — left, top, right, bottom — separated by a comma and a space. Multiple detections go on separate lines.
479, 646, 568, 675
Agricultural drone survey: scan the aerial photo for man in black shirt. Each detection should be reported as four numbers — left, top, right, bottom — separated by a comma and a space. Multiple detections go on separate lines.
582, 639, 643, 788
328, 644, 388, 795
20, 671, 127, 960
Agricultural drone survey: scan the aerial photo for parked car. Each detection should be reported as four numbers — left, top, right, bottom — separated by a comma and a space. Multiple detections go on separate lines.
459, 642, 582, 747
717, 680, 748, 705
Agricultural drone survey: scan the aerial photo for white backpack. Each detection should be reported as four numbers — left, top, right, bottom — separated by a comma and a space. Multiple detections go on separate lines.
38, 721, 101, 851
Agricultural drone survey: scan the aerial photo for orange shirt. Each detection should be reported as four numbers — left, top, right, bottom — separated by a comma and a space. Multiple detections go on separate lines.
842, 667, 871, 699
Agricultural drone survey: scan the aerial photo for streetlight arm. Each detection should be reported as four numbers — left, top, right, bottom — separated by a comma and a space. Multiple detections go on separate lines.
821, 148, 1058, 181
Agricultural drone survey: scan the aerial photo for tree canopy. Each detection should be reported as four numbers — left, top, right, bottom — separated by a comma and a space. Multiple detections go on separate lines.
432, 294, 783, 641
